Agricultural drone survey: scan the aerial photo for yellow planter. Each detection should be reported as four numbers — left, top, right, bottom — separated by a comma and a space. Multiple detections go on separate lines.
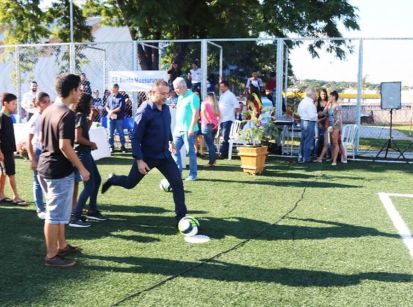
238, 146, 268, 175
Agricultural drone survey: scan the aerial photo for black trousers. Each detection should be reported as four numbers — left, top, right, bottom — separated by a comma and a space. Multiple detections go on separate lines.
110, 156, 187, 219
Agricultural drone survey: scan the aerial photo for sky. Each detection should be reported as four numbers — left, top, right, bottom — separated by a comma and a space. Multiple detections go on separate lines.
289, 0, 413, 85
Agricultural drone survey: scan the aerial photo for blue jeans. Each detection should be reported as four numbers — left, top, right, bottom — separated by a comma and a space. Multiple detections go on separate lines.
219, 121, 233, 156
109, 156, 187, 219
108, 118, 125, 149
74, 151, 102, 218
300, 120, 316, 162
202, 124, 217, 164
173, 131, 197, 178
33, 148, 45, 213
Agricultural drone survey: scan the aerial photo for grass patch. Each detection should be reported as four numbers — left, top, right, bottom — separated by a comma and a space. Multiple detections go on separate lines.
1, 155, 413, 306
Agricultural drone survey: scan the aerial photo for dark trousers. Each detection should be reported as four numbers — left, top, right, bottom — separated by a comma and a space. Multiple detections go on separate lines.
110, 156, 187, 219
75, 151, 102, 218
219, 121, 233, 156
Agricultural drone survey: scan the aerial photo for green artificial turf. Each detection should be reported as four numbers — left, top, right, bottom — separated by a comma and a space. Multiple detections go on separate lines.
1, 154, 413, 306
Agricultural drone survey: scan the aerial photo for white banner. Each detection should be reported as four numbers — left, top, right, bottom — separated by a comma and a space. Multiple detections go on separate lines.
108, 71, 168, 92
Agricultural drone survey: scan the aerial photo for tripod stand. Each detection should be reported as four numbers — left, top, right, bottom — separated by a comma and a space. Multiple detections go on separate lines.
375, 109, 406, 160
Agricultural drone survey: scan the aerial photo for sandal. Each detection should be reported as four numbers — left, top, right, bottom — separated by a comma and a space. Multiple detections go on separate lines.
0, 197, 13, 203
12, 199, 28, 206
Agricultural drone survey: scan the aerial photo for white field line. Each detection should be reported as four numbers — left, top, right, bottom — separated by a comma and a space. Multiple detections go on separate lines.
378, 192, 413, 260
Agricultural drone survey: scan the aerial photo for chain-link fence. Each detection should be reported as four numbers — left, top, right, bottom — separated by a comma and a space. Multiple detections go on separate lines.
1, 38, 413, 158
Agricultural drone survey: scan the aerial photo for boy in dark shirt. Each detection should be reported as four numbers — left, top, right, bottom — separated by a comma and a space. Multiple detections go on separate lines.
0, 93, 26, 205
37, 74, 90, 268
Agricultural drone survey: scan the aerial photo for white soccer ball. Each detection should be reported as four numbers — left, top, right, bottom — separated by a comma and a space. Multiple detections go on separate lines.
159, 178, 172, 192
178, 216, 199, 237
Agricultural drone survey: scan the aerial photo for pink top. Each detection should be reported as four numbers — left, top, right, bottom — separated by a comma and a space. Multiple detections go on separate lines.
201, 102, 219, 129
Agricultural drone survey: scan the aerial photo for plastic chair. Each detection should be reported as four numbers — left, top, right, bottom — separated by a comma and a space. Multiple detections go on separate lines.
228, 120, 243, 160
341, 124, 357, 159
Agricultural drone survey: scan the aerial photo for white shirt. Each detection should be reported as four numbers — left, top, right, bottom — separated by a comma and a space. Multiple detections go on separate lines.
28, 111, 42, 150
297, 96, 317, 121
22, 90, 37, 114
219, 90, 239, 122
190, 68, 202, 83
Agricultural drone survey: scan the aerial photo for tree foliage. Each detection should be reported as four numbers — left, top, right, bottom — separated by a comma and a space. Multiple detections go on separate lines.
83, 0, 359, 70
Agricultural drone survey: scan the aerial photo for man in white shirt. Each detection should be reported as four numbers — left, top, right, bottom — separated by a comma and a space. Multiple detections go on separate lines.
218, 81, 240, 158
297, 88, 318, 163
21, 81, 38, 121
188, 61, 202, 91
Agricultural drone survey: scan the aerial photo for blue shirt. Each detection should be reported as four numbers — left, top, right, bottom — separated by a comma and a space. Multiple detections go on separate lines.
107, 93, 125, 120
131, 101, 172, 160
174, 89, 200, 133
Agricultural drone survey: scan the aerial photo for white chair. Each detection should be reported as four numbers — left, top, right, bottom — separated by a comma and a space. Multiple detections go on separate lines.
341, 124, 357, 159
228, 120, 243, 160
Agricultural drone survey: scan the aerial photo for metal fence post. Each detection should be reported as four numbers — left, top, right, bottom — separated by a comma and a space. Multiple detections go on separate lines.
133, 41, 138, 71
355, 39, 364, 154
15, 46, 22, 122
69, 43, 75, 73
201, 39, 208, 99
275, 39, 284, 118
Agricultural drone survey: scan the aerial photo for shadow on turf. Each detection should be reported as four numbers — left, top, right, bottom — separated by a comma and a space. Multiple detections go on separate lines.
197, 178, 359, 188
83, 255, 413, 288
201, 216, 399, 241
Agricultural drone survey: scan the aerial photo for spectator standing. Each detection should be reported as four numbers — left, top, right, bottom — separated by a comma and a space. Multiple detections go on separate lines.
218, 80, 240, 158
167, 61, 182, 90
201, 93, 220, 167
37, 73, 90, 267
92, 90, 104, 122
101, 80, 188, 223
297, 88, 318, 163
188, 61, 202, 91
172, 77, 200, 181
70, 93, 106, 228
0, 93, 27, 206
22, 81, 38, 121
106, 84, 126, 152
245, 71, 264, 94
27, 92, 52, 219
328, 91, 347, 166
315, 89, 329, 159
266, 72, 276, 106
80, 73, 92, 95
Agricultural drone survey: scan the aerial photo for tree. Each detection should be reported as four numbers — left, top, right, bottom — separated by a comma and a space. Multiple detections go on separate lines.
83, 0, 359, 71
0, 0, 92, 82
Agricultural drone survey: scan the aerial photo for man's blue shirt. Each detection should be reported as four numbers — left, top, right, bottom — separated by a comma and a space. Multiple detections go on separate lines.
107, 93, 125, 120
131, 101, 172, 160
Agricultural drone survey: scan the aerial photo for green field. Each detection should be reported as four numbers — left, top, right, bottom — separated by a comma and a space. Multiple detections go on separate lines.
1, 154, 413, 306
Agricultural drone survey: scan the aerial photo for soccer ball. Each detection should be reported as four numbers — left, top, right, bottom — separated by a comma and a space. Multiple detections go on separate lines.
159, 178, 172, 192
178, 216, 200, 237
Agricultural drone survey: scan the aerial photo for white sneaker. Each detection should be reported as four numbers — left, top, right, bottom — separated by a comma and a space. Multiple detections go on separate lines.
37, 212, 46, 220
341, 159, 348, 164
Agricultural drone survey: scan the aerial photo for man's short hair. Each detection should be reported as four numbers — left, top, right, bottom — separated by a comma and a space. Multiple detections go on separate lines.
55, 73, 81, 98
172, 77, 187, 89
2, 93, 17, 105
153, 79, 168, 89
305, 87, 316, 98
31, 81, 38, 85
220, 80, 229, 88
36, 92, 50, 103
113, 83, 119, 89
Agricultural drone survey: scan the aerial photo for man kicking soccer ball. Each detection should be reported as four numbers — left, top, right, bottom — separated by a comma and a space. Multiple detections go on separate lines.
101, 80, 187, 223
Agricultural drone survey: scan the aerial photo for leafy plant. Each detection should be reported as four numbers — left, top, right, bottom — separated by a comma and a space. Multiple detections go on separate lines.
239, 108, 279, 146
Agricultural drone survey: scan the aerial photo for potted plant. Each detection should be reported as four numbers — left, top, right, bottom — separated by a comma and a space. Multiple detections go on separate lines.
238, 108, 279, 175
